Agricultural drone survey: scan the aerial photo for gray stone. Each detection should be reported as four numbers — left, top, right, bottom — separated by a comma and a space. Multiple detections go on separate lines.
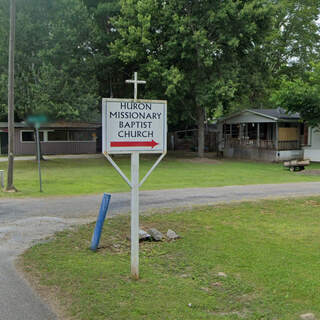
167, 229, 180, 240
148, 228, 163, 241
126, 229, 151, 241
300, 313, 316, 320
139, 229, 151, 241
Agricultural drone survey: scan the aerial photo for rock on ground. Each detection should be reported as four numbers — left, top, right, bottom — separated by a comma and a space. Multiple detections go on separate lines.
139, 229, 151, 241
147, 228, 163, 241
167, 229, 180, 240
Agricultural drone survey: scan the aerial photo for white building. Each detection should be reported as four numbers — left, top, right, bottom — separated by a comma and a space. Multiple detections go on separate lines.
303, 127, 320, 162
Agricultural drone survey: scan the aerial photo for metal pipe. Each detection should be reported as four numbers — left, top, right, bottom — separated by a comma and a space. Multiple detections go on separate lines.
131, 152, 139, 279
36, 126, 42, 192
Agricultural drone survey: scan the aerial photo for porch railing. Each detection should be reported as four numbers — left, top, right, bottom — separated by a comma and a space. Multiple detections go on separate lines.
225, 137, 300, 150
226, 137, 275, 149
278, 140, 300, 150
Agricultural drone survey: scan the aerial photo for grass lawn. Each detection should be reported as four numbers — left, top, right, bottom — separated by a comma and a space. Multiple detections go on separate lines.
1, 154, 320, 198
21, 197, 320, 320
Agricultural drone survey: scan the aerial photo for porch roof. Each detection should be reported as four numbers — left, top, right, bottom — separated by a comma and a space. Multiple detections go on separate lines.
219, 108, 300, 123
250, 109, 300, 120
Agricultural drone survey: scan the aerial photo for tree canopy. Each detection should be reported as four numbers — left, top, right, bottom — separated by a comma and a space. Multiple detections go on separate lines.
0, 0, 319, 151
111, 0, 274, 156
0, 0, 99, 122
272, 62, 320, 127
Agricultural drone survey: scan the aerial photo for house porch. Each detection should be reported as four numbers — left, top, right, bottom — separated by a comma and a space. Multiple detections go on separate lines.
222, 122, 304, 161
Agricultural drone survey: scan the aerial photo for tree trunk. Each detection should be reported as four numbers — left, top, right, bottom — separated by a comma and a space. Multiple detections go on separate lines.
6, 0, 17, 192
197, 106, 205, 158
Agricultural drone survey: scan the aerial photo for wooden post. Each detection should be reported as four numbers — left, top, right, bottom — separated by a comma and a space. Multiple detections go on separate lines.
171, 133, 175, 151
239, 124, 243, 145
275, 123, 279, 150
6, 0, 16, 192
197, 106, 205, 157
257, 123, 260, 147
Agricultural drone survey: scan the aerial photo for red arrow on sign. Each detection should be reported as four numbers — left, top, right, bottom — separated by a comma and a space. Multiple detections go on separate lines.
111, 140, 159, 148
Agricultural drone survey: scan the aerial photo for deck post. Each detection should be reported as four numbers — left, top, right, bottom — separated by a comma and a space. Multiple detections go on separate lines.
239, 123, 243, 142
257, 123, 260, 147
275, 122, 279, 150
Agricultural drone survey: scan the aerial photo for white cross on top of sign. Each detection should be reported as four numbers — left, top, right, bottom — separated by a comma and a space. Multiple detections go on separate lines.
125, 72, 146, 100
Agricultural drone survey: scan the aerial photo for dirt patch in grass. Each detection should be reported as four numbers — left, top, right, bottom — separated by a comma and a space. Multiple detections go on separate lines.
178, 157, 222, 164
298, 169, 320, 175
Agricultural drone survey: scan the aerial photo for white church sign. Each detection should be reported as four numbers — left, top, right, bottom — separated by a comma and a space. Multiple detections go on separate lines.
102, 99, 167, 154
102, 72, 167, 280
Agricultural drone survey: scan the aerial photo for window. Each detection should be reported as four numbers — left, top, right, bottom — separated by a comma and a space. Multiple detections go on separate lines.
69, 131, 94, 141
21, 131, 44, 142
48, 130, 68, 141
47, 130, 95, 141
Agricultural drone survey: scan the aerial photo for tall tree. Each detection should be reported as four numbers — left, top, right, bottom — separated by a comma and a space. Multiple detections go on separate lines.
271, 62, 320, 127
267, 0, 320, 77
111, 0, 274, 156
0, 0, 99, 122
82, 0, 128, 99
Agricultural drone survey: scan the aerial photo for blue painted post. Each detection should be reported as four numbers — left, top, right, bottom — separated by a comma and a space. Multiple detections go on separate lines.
90, 193, 111, 251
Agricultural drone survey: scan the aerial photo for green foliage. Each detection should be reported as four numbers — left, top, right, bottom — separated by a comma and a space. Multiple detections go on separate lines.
111, 0, 274, 152
235, 0, 320, 109
82, 0, 139, 102
268, 0, 320, 74
0, 0, 99, 122
272, 62, 320, 127
1, 0, 319, 125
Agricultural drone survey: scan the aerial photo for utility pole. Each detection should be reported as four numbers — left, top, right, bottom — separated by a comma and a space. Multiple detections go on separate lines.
6, 0, 17, 192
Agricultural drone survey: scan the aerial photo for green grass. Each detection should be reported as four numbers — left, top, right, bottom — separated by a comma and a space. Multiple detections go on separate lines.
21, 197, 320, 319
1, 155, 320, 197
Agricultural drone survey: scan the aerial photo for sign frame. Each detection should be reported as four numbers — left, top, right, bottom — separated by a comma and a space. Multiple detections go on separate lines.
102, 97, 167, 280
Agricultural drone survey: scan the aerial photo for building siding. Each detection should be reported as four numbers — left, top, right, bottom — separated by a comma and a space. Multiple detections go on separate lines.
14, 130, 97, 155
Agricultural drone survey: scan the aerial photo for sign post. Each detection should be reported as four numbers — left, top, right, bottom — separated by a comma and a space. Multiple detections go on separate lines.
26, 115, 47, 192
102, 73, 167, 279
35, 123, 43, 192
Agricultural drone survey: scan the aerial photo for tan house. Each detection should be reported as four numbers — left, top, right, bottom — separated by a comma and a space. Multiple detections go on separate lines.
0, 122, 101, 156
217, 108, 305, 161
